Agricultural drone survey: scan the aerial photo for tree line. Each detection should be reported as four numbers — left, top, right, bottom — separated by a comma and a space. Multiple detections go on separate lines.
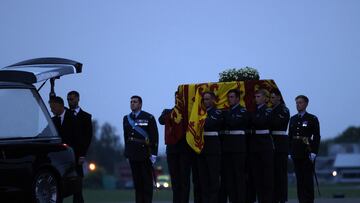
86, 120, 360, 172
86, 120, 125, 174
318, 125, 360, 156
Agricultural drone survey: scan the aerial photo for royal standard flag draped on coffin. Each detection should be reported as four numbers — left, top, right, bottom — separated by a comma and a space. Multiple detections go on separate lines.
175, 80, 280, 154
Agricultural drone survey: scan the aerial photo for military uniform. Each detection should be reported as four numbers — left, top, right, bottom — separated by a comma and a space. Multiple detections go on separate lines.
123, 111, 159, 203
270, 104, 290, 203
159, 109, 192, 203
220, 104, 249, 203
198, 107, 223, 203
289, 112, 320, 203
249, 104, 274, 203
191, 149, 202, 203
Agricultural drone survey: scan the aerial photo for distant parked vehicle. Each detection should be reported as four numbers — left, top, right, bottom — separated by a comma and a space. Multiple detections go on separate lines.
156, 174, 171, 190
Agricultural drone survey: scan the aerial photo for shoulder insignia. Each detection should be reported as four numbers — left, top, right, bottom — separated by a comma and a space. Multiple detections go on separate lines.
215, 110, 222, 115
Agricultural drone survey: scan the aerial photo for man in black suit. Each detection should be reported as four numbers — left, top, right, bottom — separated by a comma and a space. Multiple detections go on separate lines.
49, 96, 75, 145
123, 95, 159, 203
289, 95, 320, 203
67, 91, 93, 203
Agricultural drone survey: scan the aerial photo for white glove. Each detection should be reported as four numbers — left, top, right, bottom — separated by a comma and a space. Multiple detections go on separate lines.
309, 153, 316, 162
150, 155, 157, 165
288, 155, 292, 160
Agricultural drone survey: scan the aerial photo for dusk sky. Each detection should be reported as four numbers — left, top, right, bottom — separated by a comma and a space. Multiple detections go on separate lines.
1, 0, 359, 154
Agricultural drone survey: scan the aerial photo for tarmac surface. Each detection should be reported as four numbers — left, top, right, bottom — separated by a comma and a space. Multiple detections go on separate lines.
113, 199, 360, 203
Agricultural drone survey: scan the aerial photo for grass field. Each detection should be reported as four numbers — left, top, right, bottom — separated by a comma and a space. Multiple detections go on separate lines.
63, 183, 360, 203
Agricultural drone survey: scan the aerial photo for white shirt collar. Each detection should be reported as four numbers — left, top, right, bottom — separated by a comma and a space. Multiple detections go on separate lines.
298, 111, 306, 117
74, 106, 80, 115
132, 110, 141, 118
59, 110, 66, 124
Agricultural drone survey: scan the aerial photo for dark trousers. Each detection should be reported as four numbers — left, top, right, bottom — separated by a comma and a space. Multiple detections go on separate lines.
73, 177, 84, 203
245, 154, 256, 203
245, 176, 256, 203
219, 152, 246, 203
198, 154, 221, 203
249, 151, 274, 203
273, 153, 288, 203
73, 164, 84, 203
293, 158, 314, 203
218, 153, 228, 203
167, 152, 192, 203
129, 160, 153, 203
192, 153, 202, 203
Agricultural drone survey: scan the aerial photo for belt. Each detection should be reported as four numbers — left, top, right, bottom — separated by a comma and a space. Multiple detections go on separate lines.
223, 130, 245, 135
272, 131, 287, 136
255, 130, 270, 134
293, 136, 310, 145
203, 131, 219, 136
128, 137, 149, 144
293, 136, 305, 139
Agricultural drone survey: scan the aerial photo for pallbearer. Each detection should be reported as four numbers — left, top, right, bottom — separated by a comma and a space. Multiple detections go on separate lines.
270, 90, 290, 203
197, 91, 223, 203
158, 91, 193, 203
220, 89, 250, 203
249, 89, 274, 203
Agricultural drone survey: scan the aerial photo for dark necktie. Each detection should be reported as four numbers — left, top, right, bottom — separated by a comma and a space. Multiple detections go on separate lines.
54, 116, 61, 129
70, 109, 76, 116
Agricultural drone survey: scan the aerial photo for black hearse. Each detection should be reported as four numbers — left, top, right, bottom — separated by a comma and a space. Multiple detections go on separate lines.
0, 58, 82, 203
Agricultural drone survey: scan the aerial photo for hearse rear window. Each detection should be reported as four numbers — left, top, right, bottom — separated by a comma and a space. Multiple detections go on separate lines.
0, 88, 57, 138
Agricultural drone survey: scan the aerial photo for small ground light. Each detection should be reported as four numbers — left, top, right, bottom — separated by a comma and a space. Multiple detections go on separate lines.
332, 170, 337, 177
89, 163, 96, 171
